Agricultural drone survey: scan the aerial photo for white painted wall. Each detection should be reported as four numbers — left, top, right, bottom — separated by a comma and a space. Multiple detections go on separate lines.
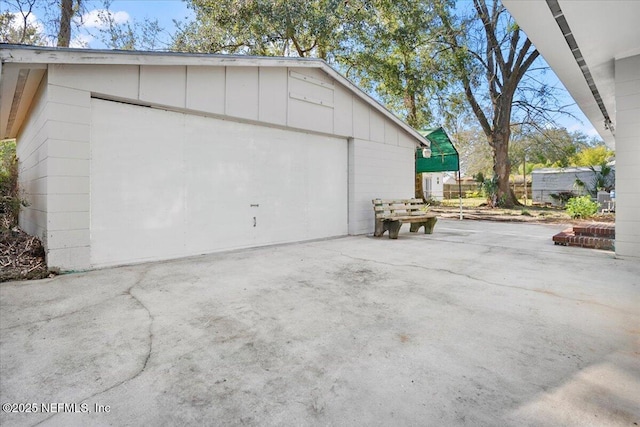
614, 54, 640, 259
90, 99, 348, 267
17, 76, 48, 243
15, 62, 419, 269
422, 173, 444, 201
348, 139, 415, 235
45, 83, 91, 269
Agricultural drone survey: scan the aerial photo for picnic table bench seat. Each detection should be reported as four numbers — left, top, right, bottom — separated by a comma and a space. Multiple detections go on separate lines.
372, 198, 437, 239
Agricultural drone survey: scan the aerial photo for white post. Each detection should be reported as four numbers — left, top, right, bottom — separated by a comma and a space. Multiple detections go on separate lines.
458, 170, 463, 220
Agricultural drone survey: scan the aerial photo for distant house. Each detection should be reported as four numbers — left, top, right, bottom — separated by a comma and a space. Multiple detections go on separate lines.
0, 45, 430, 270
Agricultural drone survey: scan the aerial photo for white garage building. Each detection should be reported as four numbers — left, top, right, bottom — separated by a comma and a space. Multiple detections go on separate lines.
0, 45, 427, 270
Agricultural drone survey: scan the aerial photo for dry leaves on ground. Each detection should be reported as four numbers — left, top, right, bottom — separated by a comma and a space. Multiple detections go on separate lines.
1, 228, 50, 282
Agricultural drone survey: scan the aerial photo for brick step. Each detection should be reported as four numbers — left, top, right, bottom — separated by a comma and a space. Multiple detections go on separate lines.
572, 223, 615, 239
553, 228, 614, 251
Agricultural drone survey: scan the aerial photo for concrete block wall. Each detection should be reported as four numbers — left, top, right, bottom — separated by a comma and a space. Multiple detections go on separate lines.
614, 54, 640, 259
45, 82, 91, 270
347, 97, 416, 235
348, 139, 414, 235
17, 76, 48, 242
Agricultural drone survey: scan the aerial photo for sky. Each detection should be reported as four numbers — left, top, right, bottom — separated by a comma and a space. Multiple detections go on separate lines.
7, 0, 600, 141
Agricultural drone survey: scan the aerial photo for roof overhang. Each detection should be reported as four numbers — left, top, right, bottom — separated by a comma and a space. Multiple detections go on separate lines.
0, 44, 429, 145
503, 0, 640, 150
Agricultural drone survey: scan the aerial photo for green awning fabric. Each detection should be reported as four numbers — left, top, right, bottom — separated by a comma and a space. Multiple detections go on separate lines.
415, 127, 459, 173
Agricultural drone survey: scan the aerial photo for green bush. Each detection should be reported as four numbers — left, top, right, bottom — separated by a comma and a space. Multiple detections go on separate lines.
1, 139, 27, 229
565, 196, 599, 219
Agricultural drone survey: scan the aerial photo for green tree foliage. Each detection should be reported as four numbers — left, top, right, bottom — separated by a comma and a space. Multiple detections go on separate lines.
509, 127, 596, 172
570, 145, 614, 167
0, 140, 26, 229
452, 126, 493, 178
174, 0, 348, 58
340, 0, 447, 129
93, 0, 163, 50
2, 0, 86, 47
0, 0, 43, 44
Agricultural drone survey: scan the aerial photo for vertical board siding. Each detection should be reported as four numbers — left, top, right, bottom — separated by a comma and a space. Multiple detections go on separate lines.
333, 85, 353, 136
49, 64, 139, 99
287, 69, 334, 134
140, 65, 187, 107
225, 66, 259, 120
352, 98, 370, 140
369, 111, 385, 143
186, 66, 225, 115
259, 67, 287, 125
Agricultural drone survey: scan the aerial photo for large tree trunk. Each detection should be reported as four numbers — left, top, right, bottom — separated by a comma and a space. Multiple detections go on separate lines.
57, 0, 73, 47
490, 131, 519, 208
415, 172, 424, 200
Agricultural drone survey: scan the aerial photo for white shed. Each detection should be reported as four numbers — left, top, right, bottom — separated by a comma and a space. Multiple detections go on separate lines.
0, 45, 428, 270
421, 173, 444, 201
531, 165, 615, 205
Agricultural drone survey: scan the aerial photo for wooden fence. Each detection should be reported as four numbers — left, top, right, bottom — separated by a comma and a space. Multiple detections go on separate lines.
443, 183, 532, 199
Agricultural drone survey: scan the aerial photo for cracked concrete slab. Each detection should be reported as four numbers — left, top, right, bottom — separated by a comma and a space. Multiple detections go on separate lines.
1, 219, 639, 426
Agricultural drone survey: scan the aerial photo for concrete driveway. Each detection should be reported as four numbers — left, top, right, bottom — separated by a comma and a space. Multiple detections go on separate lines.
1, 219, 639, 426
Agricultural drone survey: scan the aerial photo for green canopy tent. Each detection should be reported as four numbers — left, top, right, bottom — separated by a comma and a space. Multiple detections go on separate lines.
415, 127, 463, 219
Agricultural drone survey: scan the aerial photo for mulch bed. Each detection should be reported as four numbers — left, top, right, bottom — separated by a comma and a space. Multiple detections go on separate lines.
1, 228, 51, 282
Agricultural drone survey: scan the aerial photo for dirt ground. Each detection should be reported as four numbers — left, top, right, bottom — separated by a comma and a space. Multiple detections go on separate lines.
432, 204, 615, 226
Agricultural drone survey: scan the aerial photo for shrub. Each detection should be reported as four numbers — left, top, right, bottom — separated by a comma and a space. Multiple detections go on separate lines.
565, 196, 599, 219
549, 191, 574, 207
0, 140, 27, 229
481, 175, 499, 207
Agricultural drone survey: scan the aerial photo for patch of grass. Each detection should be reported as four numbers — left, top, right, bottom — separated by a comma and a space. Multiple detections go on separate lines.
441, 197, 486, 208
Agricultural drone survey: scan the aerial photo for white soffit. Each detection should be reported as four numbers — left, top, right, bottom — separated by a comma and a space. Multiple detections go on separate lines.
503, 0, 640, 149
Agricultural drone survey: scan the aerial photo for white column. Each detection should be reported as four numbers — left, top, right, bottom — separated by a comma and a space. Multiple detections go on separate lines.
614, 53, 640, 259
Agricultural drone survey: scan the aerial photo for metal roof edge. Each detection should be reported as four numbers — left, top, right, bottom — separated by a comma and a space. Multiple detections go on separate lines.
531, 166, 599, 174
